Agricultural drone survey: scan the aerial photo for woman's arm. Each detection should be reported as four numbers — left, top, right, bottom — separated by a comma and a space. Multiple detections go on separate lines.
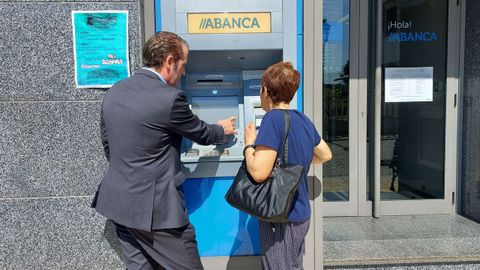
311, 139, 332, 164
243, 122, 277, 183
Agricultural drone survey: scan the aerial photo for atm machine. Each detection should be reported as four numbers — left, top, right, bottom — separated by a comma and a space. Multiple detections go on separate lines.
181, 64, 274, 178
152, 0, 303, 268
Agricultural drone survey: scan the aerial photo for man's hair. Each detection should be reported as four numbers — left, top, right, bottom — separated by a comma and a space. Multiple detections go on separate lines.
261, 61, 300, 104
142, 31, 189, 68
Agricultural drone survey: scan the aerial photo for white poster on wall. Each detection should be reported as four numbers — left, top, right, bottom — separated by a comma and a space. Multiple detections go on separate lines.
385, 67, 433, 103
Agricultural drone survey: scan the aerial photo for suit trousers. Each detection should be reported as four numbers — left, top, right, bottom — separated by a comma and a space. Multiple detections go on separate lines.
115, 222, 204, 270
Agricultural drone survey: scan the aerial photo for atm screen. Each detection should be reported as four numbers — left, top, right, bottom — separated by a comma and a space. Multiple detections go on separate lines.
191, 96, 239, 124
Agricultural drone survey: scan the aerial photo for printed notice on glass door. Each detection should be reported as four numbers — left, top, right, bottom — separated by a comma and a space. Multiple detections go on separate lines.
72, 11, 129, 88
385, 67, 433, 103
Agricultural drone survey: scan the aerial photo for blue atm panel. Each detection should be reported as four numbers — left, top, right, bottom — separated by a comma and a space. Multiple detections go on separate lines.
183, 178, 260, 256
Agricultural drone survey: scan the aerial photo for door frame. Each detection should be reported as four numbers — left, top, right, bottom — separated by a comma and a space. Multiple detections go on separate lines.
373, 0, 460, 215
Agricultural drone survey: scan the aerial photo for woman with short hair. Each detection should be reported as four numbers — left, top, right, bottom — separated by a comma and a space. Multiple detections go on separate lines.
243, 61, 332, 270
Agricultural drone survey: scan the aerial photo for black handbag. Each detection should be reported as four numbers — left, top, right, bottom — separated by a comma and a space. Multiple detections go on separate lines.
225, 110, 304, 223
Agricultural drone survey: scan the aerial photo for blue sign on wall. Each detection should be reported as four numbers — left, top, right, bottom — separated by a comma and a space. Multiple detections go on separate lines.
72, 11, 130, 88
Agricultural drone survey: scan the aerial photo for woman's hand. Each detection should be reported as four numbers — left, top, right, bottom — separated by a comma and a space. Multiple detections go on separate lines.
244, 122, 257, 145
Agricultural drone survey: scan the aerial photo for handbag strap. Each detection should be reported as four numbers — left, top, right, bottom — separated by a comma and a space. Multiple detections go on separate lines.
280, 110, 291, 165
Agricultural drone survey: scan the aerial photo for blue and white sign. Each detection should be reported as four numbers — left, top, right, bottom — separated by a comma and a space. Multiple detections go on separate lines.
386, 20, 438, 43
72, 11, 130, 88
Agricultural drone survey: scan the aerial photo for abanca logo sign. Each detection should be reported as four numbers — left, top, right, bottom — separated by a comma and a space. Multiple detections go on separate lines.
388, 32, 438, 42
198, 17, 261, 30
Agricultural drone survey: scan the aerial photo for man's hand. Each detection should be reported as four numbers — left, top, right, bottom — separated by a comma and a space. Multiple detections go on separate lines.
217, 117, 236, 135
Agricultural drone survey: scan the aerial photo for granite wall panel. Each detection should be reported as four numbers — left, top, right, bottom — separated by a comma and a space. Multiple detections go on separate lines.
0, 101, 107, 198
461, 0, 480, 223
0, 197, 123, 269
0, 1, 142, 101
0, 0, 144, 267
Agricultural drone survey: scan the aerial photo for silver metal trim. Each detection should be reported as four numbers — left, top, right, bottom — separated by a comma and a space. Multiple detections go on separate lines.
160, 0, 176, 32
358, 0, 371, 217
444, 0, 461, 214
374, 0, 382, 218
283, 0, 298, 109
305, 0, 324, 268
142, 0, 155, 41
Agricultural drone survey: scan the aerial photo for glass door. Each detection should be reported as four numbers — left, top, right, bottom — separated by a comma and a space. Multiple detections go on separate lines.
322, 0, 352, 215
320, 0, 460, 217
322, 0, 371, 216
372, 0, 459, 215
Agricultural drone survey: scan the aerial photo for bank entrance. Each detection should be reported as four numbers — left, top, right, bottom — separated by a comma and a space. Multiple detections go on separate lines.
313, 0, 461, 217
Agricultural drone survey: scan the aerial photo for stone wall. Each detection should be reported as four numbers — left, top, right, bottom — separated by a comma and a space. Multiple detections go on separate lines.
461, 0, 480, 223
0, 1, 142, 268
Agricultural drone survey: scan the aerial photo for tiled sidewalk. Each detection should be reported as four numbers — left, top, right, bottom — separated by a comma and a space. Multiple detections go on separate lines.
324, 215, 480, 268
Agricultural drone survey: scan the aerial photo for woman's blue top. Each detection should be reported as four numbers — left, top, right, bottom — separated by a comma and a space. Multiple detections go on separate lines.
255, 109, 321, 222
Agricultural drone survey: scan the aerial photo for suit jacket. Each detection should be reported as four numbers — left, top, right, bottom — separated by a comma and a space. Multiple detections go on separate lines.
93, 69, 225, 231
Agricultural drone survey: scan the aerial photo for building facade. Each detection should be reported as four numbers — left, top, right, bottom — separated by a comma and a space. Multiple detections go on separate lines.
1, 0, 479, 269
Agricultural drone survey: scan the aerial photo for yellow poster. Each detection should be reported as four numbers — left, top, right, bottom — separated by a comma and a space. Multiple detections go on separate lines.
188, 13, 271, 34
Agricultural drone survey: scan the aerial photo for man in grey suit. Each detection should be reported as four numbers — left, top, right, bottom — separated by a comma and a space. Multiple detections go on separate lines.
92, 31, 236, 270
